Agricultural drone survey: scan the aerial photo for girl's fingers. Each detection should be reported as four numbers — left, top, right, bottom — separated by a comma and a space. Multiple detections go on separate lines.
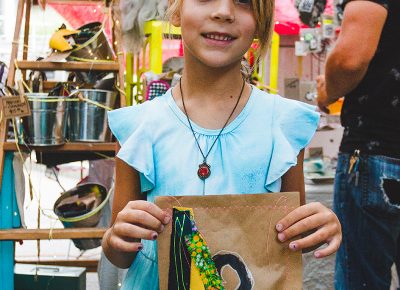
276, 202, 324, 232
286, 226, 335, 251
120, 208, 165, 232
127, 200, 171, 225
107, 234, 144, 253
314, 236, 342, 258
113, 220, 161, 241
277, 213, 328, 242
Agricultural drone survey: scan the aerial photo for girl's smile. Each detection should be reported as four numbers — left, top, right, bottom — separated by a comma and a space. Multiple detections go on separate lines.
201, 32, 237, 47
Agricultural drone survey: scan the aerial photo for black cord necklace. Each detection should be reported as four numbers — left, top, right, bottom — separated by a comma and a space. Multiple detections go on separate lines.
180, 78, 245, 180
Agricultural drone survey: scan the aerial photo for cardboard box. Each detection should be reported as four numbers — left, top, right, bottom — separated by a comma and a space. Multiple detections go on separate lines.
14, 264, 86, 290
284, 78, 317, 105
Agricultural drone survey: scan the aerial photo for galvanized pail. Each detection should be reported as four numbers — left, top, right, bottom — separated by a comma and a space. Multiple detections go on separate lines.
54, 183, 110, 250
68, 22, 115, 84
17, 93, 68, 146
68, 89, 116, 142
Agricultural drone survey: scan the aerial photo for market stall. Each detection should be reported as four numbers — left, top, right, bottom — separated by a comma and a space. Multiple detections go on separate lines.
0, 1, 348, 290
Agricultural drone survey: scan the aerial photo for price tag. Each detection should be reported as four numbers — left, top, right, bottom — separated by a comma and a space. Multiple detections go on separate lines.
298, 0, 314, 13
0, 95, 31, 119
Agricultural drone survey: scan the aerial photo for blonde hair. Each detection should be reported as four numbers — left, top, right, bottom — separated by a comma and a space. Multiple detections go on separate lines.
166, 0, 275, 58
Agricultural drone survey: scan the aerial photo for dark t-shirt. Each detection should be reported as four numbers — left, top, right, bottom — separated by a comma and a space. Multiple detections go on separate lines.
339, 0, 400, 158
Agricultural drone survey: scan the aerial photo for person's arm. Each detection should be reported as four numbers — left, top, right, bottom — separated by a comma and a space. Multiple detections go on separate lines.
317, 1, 387, 108
102, 155, 171, 268
281, 149, 306, 205
102, 156, 143, 268
278, 150, 342, 258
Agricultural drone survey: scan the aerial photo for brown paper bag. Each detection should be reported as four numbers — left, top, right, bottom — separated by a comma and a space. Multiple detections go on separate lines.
155, 192, 302, 290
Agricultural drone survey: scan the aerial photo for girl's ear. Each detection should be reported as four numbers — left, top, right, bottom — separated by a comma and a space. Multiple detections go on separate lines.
168, 0, 182, 27
170, 10, 181, 27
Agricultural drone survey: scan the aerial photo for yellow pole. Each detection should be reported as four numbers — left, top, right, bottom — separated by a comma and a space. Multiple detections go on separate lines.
269, 32, 280, 92
125, 53, 133, 106
297, 56, 303, 79
148, 21, 163, 74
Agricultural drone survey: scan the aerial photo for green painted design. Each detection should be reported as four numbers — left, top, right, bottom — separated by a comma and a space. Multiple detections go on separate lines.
184, 219, 224, 290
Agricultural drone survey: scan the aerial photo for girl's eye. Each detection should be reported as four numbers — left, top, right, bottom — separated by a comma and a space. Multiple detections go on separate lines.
235, 0, 251, 4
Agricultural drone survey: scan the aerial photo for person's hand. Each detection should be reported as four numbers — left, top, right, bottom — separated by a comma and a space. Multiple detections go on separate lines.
106, 200, 171, 252
275, 202, 342, 258
316, 75, 330, 114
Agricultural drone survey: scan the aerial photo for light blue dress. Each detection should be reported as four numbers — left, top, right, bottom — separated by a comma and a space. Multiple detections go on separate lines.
107, 86, 320, 290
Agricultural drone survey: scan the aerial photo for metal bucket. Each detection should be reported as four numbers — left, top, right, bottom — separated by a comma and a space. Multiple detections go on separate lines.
68, 89, 116, 142
69, 22, 114, 62
54, 183, 110, 250
17, 93, 68, 146
68, 22, 115, 84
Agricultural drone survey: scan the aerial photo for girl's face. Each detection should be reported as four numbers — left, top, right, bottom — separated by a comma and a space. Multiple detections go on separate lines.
172, 0, 257, 69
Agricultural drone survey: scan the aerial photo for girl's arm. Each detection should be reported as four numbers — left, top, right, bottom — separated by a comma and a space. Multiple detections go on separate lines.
280, 149, 306, 205
102, 156, 171, 268
278, 150, 342, 258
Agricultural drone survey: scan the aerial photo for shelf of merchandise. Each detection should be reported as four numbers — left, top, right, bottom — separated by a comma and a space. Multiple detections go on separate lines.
0, 0, 124, 288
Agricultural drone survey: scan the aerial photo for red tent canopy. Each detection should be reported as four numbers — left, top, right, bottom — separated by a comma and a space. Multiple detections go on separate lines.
49, 3, 112, 38
50, 0, 335, 36
275, 0, 334, 35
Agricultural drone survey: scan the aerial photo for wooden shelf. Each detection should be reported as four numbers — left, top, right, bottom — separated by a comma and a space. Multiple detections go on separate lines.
16, 61, 119, 72
0, 228, 106, 241
48, 0, 105, 2
3, 142, 116, 153
16, 259, 99, 272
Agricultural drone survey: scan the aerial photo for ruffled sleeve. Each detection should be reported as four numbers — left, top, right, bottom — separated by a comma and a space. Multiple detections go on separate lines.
265, 96, 320, 192
108, 104, 155, 192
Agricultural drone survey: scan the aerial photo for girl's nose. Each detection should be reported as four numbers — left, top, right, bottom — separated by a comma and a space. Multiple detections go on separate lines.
211, 0, 235, 23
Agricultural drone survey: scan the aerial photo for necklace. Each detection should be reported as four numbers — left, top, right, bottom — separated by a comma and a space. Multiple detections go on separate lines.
180, 78, 245, 180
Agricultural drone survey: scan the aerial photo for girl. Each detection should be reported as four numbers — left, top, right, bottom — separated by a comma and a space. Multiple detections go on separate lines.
102, 0, 342, 289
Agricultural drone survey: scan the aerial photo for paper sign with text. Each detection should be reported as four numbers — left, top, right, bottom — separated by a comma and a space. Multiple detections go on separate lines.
0, 95, 31, 119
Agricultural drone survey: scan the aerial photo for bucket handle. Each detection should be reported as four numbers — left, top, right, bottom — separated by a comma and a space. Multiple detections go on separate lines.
68, 90, 113, 111
57, 184, 113, 223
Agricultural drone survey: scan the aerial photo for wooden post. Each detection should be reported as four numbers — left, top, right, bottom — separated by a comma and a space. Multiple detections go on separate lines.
22, 0, 31, 81
111, 0, 126, 107
0, 122, 7, 195
1, 0, 25, 193
7, 0, 26, 88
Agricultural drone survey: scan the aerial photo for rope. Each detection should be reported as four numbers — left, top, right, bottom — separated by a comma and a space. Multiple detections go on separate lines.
13, 60, 32, 93
11, 119, 61, 223
27, 97, 113, 111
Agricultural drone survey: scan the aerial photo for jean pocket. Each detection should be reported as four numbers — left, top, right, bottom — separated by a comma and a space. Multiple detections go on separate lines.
361, 156, 400, 219
336, 153, 350, 175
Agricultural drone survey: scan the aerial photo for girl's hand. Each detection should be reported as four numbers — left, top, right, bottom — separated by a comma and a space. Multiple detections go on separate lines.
106, 200, 171, 253
275, 202, 342, 258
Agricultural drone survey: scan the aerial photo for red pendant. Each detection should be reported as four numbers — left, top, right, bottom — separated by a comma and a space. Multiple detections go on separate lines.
197, 162, 211, 180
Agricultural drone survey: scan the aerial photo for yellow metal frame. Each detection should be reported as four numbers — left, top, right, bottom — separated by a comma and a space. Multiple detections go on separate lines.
269, 32, 280, 93
143, 21, 182, 74
125, 21, 280, 104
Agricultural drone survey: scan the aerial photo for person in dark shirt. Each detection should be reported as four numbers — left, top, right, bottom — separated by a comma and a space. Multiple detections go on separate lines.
317, 0, 400, 289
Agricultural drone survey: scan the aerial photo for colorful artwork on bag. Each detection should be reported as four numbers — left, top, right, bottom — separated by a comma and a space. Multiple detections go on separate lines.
156, 193, 303, 290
